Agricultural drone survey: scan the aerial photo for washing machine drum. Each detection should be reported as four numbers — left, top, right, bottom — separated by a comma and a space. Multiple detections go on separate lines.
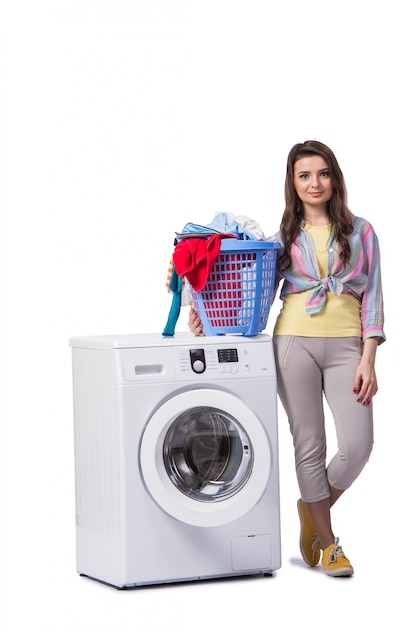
140, 389, 272, 527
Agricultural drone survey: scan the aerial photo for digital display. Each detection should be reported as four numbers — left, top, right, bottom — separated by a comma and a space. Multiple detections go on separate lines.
190, 349, 205, 360
217, 348, 239, 363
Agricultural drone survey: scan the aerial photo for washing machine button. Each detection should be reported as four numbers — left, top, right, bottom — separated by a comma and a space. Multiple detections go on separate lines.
192, 359, 205, 374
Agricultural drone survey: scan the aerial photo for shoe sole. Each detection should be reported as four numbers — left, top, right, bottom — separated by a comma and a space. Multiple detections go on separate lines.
324, 567, 354, 577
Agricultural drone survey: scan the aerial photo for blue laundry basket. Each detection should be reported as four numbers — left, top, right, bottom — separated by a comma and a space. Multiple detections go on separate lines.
190, 239, 280, 336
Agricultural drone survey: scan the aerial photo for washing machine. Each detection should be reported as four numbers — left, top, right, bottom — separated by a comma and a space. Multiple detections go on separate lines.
70, 332, 281, 588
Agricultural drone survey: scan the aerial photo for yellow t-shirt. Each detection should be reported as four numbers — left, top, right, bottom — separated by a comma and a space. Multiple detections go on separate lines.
273, 224, 361, 337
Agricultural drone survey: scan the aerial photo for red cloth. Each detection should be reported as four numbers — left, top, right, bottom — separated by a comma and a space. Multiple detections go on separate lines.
173, 234, 235, 292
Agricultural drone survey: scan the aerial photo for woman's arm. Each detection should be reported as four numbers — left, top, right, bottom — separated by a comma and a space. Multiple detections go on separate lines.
353, 336, 379, 405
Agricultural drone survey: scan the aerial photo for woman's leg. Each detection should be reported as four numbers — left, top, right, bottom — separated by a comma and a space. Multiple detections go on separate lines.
322, 338, 374, 492
304, 486, 344, 550
273, 336, 336, 549
273, 336, 331, 503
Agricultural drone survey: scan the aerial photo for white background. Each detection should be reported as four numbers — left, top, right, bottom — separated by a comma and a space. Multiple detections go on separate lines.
0, 1, 415, 624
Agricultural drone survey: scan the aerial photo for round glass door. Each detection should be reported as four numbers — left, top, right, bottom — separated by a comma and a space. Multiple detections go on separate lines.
163, 407, 253, 502
140, 388, 271, 527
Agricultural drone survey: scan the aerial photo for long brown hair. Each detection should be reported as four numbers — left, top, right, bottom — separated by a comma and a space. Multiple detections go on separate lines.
280, 140, 353, 269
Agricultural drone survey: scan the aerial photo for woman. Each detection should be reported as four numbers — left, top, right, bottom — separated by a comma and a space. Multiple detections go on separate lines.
189, 140, 385, 577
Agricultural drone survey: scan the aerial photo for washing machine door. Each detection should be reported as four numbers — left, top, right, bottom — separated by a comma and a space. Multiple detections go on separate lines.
140, 388, 272, 527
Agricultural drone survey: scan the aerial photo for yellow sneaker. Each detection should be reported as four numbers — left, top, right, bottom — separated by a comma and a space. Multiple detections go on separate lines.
297, 499, 320, 566
322, 538, 354, 577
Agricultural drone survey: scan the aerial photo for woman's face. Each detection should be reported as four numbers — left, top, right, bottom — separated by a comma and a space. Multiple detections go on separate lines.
293, 155, 333, 212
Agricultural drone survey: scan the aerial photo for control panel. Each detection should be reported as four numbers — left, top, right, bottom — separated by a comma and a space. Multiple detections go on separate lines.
118, 335, 275, 383
188, 345, 247, 375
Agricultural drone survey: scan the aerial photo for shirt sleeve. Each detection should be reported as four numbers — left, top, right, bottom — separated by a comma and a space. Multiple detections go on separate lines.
360, 222, 386, 344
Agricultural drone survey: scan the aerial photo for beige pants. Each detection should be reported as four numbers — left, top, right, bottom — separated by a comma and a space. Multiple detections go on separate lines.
273, 336, 374, 503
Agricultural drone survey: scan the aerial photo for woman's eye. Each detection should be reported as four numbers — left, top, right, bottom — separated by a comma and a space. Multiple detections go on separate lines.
320, 171, 329, 177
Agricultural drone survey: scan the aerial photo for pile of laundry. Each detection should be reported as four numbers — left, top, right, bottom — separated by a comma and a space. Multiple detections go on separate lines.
162, 212, 268, 337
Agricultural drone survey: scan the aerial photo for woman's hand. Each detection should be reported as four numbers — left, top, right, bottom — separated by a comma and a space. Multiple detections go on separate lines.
188, 304, 205, 336
352, 337, 379, 405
